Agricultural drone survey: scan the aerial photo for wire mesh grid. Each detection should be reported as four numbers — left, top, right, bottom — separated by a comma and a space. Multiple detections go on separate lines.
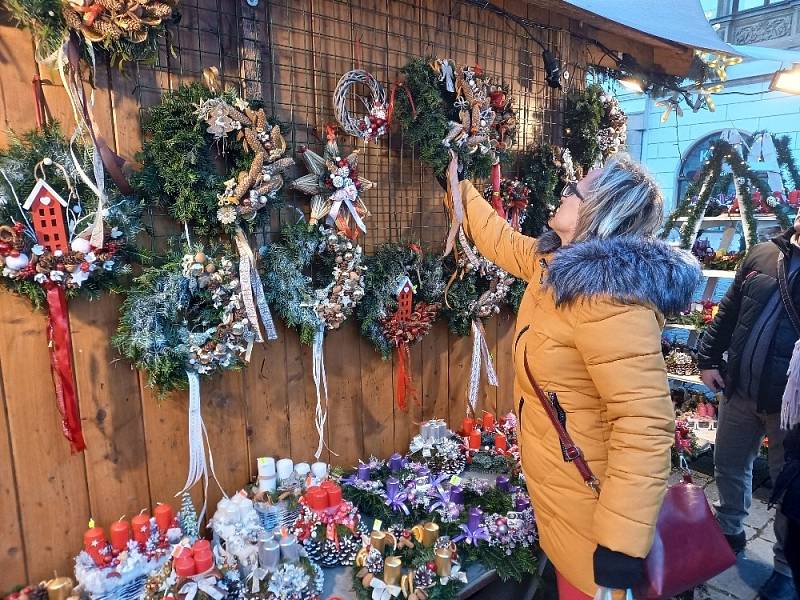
130, 0, 589, 251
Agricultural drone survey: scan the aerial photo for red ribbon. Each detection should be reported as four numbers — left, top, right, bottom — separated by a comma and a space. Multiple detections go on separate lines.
45, 284, 85, 452
394, 341, 417, 412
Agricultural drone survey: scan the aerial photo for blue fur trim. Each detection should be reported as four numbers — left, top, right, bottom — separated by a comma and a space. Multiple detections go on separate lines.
546, 236, 701, 315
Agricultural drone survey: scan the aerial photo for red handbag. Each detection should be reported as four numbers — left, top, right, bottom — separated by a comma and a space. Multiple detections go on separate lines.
522, 355, 736, 599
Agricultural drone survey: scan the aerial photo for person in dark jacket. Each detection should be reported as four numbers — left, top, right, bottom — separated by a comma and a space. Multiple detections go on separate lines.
771, 426, 800, 587
697, 220, 800, 600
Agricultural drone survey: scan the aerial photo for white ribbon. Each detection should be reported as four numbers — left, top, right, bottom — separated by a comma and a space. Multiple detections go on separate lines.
369, 578, 401, 600
312, 326, 329, 460
180, 577, 225, 600
327, 185, 367, 234
439, 563, 468, 586
249, 568, 269, 593
177, 371, 226, 522
234, 227, 277, 344
439, 60, 456, 93
468, 319, 498, 415
444, 150, 464, 257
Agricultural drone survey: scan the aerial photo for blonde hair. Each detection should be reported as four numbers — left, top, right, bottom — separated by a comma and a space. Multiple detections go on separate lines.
572, 153, 663, 243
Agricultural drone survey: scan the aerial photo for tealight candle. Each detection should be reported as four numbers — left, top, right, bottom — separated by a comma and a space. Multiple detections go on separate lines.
154, 503, 174, 533
277, 458, 294, 481
109, 519, 130, 552
131, 512, 150, 545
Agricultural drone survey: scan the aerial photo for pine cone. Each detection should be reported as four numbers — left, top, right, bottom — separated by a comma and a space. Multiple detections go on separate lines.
414, 567, 436, 589
62, 8, 83, 30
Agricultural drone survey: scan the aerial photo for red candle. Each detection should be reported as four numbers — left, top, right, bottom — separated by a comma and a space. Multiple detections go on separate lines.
154, 503, 174, 533
495, 432, 508, 451
482, 412, 495, 430
174, 555, 196, 577
131, 513, 150, 545
192, 539, 211, 555
83, 523, 106, 565
468, 429, 481, 450
173, 545, 193, 559
193, 549, 213, 573
325, 483, 343, 507
305, 486, 329, 511
110, 519, 130, 552
461, 417, 476, 436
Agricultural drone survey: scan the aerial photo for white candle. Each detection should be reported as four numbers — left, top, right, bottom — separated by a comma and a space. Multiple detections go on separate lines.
311, 462, 328, 479
277, 458, 294, 481
257, 457, 276, 477
221, 504, 240, 525
238, 497, 255, 523
294, 462, 311, 477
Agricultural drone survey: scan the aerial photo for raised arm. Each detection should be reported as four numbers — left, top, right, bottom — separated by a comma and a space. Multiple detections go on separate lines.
458, 180, 538, 282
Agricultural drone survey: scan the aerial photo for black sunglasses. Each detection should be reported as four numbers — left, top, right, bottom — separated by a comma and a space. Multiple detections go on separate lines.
561, 181, 584, 201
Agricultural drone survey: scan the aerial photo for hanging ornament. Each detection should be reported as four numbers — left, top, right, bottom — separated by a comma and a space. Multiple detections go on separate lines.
333, 69, 389, 143
291, 125, 373, 240
655, 92, 683, 124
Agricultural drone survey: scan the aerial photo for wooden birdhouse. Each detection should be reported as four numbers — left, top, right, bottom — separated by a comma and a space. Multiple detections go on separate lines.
23, 179, 69, 253
395, 275, 414, 321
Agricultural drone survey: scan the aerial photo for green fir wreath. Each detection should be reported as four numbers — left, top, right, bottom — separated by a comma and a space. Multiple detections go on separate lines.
563, 84, 627, 175
135, 83, 289, 238
0, 122, 144, 309
6, 0, 178, 68
113, 246, 257, 393
392, 57, 515, 180
358, 243, 446, 359
259, 222, 366, 346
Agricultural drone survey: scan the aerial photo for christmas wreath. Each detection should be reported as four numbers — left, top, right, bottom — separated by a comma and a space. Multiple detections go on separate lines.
136, 83, 290, 238
0, 123, 143, 307
358, 242, 445, 409
7, 0, 178, 67
0, 122, 143, 452
290, 124, 373, 240
115, 247, 257, 502
260, 222, 366, 457
563, 84, 627, 175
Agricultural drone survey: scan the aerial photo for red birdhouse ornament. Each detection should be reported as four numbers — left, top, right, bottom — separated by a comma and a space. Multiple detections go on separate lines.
395, 275, 414, 321
23, 179, 69, 253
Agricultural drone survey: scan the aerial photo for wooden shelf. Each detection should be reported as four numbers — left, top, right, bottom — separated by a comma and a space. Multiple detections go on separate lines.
665, 323, 698, 331
668, 373, 703, 385
702, 269, 736, 279
674, 214, 790, 225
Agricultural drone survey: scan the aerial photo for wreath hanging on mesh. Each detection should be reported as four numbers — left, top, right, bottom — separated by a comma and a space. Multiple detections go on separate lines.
357, 242, 446, 410
333, 69, 390, 143
260, 222, 366, 458
114, 247, 256, 515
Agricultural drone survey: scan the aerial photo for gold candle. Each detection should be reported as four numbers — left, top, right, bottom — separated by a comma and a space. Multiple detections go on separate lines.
383, 556, 402, 585
422, 522, 439, 547
370, 530, 387, 554
434, 548, 452, 577
46, 577, 74, 600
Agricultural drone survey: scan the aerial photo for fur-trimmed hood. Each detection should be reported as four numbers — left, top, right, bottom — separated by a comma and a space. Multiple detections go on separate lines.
542, 232, 701, 316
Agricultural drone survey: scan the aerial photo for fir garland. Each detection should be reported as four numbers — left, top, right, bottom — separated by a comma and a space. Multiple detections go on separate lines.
520, 144, 560, 238
393, 58, 512, 179
259, 223, 366, 346
136, 83, 284, 238
775, 135, 800, 192
0, 122, 144, 309
358, 243, 446, 358
6, 0, 177, 68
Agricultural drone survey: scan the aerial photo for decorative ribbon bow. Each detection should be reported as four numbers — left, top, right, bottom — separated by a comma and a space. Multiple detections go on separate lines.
385, 487, 410, 515
248, 568, 270, 593
179, 577, 225, 600
453, 523, 490, 546
440, 563, 468, 586
328, 184, 367, 235
370, 578, 402, 600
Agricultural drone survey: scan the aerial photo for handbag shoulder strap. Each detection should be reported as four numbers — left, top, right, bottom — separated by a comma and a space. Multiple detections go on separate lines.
777, 252, 800, 336
522, 353, 601, 495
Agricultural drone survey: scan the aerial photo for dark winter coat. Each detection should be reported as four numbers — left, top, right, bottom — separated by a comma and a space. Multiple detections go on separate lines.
771, 426, 800, 521
697, 231, 800, 413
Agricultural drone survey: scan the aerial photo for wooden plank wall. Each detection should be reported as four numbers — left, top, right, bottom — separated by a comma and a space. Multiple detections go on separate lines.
0, 0, 588, 586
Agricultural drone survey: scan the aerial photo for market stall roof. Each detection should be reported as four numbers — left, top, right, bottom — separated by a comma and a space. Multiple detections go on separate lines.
562, 0, 740, 56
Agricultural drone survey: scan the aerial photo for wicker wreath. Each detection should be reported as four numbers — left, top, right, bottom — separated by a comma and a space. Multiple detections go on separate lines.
333, 69, 389, 143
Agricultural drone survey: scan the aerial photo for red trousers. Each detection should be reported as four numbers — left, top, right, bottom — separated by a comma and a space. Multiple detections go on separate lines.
556, 571, 593, 600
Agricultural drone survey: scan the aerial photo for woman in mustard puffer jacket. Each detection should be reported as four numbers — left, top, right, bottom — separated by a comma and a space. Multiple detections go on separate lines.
460, 154, 701, 598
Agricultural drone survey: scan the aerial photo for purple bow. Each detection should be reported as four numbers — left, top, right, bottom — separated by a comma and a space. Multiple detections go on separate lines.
385, 488, 410, 515
453, 523, 491, 546
428, 485, 450, 512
